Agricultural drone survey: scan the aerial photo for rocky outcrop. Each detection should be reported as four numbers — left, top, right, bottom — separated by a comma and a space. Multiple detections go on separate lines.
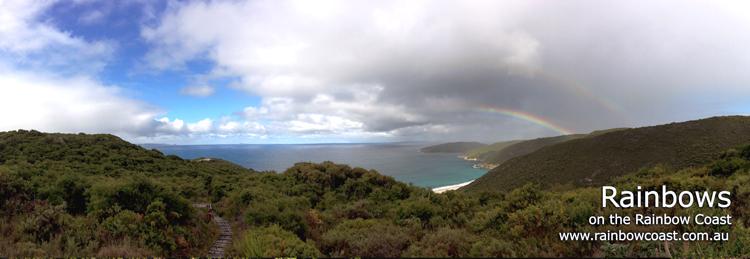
473, 163, 498, 169
459, 155, 483, 162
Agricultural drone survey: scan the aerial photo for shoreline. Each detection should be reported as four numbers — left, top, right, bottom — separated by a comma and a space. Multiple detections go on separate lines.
432, 180, 474, 193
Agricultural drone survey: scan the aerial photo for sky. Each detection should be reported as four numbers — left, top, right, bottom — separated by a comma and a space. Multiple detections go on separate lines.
1, 0, 750, 144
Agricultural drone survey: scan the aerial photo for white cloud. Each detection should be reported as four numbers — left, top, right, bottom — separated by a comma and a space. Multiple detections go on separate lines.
233, 84, 427, 134
0, 1, 221, 142
217, 121, 267, 134
155, 117, 184, 133
187, 118, 213, 133
141, 0, 541, 97
136, 1, 549, 140
217, 121, 241, 133
138, 0, 750, 142
178, 85, 216, 97
285, 114, 363, 133
0, 0, 115, 73
5, 0, 750, 144
0, 70, 163, 136
0, 0, 60, 53
78, 10, 105, 25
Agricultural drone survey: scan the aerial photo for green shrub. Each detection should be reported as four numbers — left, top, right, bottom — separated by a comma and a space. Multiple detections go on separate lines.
101, 210, 142, 239
20, 202, 72, 243
57, 216, 100, 256
404, 227, 477, 257
234, 224, 323, 258
394, 198, 438, 225
600, 242, 631, 258
348, 223, 411, 258
568, 202, 595, 229
87, 174, 192, 223
710, 157, 750, 176
244, 196, 311, 238
57, 174, 91, 215
470, 237, 515, 257
0, 166, 33, 217
505, 183, 542, 211
318, 220, 410, 257
330, 199, 373, 219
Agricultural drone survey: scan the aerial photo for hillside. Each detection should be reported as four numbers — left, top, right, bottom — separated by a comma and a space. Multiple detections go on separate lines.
462, 115, 750, 193
476, 134, 586, 169
419, 142, 486, 153
458, 140, 526, 161
463, 128, 627, 165
583, 127, 630, 138
3, 129, 750, 257
0, 130, 257, 256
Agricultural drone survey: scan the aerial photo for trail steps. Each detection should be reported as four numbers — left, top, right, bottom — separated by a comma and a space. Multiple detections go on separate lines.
194, 203, 233, 258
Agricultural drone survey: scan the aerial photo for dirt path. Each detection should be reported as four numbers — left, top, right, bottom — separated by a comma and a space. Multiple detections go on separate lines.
194, 203, 233, 258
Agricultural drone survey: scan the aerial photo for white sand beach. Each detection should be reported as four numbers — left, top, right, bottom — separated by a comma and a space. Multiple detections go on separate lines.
432, 180, 474, 193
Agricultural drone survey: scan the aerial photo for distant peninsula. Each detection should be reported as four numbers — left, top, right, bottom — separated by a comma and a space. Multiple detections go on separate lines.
476, 134, 586, 169
458, 140, 526, 161
463, 115, 750, 193
454, 128, 630, 169
419, 142, 486, 153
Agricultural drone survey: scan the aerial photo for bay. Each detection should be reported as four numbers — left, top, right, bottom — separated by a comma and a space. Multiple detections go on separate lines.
142, 142, 488, 189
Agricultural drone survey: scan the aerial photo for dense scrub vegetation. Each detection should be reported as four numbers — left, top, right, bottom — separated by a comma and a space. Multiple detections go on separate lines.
583, 127, 630, 139
3, 122, 750, 257
419, 142, 486, 153
459, 140, 525, 161
0, 130, 244, 256
217, 143, 750, 257
466, 116, 750, 193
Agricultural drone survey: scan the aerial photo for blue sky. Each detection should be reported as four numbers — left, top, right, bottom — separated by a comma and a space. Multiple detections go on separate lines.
43, 1, 256, 123
2, 0, 750, 144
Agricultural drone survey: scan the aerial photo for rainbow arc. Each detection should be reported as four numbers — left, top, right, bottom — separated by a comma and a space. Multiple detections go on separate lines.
447, 107, 576, 136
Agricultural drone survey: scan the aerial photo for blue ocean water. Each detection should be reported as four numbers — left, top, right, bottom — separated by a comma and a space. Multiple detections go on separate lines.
142, 142, 488, 188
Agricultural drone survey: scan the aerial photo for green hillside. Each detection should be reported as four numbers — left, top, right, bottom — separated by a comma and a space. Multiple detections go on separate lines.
0, 130, 258, 256
477, 134, 586, 169
583, 127, 630, 138
419, 142, 486, 153
3, 128, 750, 257
462, 128, 627, 164
458, 140, 526, 161
463, 115, 750, 193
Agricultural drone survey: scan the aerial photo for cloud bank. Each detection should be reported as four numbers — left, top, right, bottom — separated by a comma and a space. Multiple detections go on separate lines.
3, 0, 750, 144
139, 0, 750, 142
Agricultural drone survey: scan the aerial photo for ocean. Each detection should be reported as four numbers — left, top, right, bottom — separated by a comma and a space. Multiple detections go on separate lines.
141, 142, 489, 189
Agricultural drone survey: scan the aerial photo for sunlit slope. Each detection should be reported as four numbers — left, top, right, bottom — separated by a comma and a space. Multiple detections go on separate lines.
463, 116, 750, 193
583, 127, 630, 138
419, 142, 487, 153
458, 140, 526, 161
478, 134, 586, 168
0, 130, 256, 177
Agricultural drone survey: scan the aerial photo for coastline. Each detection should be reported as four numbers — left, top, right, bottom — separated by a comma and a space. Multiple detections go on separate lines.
473, 163, 498, 169
458, 155, 482, 161
432, 180, 474, 193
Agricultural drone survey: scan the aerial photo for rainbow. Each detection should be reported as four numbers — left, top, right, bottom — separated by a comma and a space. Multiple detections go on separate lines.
533, 69, 636, 126
441, 67, 635, 135
447, 107, 576, 136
